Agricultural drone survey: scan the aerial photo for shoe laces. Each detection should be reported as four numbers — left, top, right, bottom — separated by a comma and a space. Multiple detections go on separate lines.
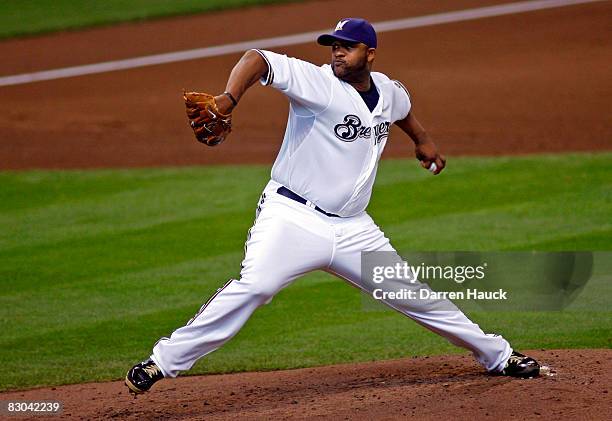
507, 353, 525, 366
142, 362, 161, 378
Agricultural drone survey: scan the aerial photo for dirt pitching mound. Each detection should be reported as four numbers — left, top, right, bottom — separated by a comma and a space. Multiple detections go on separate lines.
2, 349, 610, 420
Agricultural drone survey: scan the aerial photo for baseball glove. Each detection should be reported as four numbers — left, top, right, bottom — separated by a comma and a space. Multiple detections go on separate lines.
183, 91, 232, 146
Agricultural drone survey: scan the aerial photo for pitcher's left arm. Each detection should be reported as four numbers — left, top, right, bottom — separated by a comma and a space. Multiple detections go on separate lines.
395, 111, 446, 175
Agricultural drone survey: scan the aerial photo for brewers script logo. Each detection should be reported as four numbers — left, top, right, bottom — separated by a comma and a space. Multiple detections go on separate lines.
334, 114, 390, 145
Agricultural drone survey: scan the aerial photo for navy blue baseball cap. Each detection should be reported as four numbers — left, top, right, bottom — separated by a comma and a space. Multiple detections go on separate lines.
317, 18, 377, 49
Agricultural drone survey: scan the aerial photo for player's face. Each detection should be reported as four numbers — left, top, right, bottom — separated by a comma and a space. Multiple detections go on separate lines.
330, 41, 375, 80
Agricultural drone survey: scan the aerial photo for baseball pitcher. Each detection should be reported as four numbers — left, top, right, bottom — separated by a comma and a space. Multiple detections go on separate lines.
126, 18, 540, 395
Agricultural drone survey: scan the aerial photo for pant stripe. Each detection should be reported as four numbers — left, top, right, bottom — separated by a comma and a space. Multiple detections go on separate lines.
186, 278, 235, 326
186, 193, 267, 326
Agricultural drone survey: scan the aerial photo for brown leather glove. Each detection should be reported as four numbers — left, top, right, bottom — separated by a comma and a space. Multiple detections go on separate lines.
183, 91, 232, 146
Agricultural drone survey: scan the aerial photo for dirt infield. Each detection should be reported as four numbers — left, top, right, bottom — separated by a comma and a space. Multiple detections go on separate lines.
2, 349, 609, 420
0, 0, 610, 169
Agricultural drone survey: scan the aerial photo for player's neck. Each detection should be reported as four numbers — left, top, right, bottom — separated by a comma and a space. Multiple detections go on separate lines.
342, 72, 371, 92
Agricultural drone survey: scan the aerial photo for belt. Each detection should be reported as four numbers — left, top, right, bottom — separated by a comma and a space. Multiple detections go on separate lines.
276, 186, 339, 217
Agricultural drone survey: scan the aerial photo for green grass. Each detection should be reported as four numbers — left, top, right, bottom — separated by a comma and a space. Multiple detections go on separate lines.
0, 0, 301, 39
0, 153, 611, 391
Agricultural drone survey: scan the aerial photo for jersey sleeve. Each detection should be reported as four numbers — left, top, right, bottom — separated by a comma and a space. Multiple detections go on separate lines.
390, 80, 412, 122
252, 49, 332, 114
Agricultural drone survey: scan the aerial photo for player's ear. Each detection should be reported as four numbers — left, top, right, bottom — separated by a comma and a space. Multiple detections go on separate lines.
367, 48, 376, 63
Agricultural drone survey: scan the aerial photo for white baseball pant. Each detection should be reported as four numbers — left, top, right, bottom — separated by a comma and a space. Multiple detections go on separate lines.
151, 180, 511, 377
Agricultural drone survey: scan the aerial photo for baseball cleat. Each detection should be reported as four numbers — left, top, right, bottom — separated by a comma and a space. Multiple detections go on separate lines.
501, 351, 540, 378
125, 359, 164, 395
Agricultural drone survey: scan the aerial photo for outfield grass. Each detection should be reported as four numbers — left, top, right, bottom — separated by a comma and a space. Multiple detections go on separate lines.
0, 0, 301, 39
0, 153, 610, 391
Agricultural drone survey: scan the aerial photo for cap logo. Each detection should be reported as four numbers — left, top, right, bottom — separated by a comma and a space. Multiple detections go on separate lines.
335, 19, 349, 31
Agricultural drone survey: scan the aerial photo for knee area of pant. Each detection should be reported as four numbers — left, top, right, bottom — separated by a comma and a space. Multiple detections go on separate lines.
240, 279, 280, 303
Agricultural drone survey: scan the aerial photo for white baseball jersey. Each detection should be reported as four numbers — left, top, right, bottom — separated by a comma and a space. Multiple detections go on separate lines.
254, 49, 411, 217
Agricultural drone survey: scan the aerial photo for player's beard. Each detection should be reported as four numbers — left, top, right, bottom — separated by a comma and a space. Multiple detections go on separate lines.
332, 54, 369, 82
